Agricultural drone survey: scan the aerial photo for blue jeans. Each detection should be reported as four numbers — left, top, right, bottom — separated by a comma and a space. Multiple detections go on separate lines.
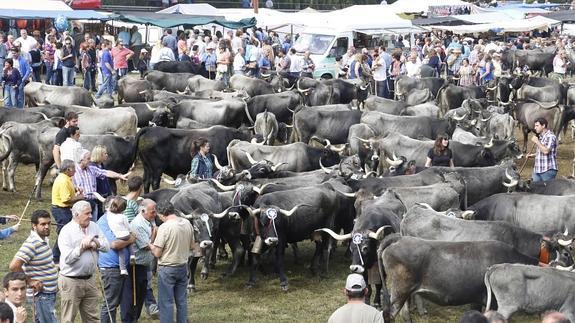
145, 265, 157, 309
375, 80, 389, 99
44, 62, 54, 84
16, 82, 25, 108
83, 69, 92, 91
158, 264, 188, 323
51, 206, 72, 262
96, 73, 114, 98
120, 264, 148, 323
34, 292, 58, 323
62, 66, 75, 86
532, 169, 558, 182
100, 268, 126, 323
3, 85, 18, 108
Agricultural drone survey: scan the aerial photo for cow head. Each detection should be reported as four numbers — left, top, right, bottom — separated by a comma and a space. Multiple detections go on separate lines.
243, 151, 288, 175
502, 167, 520, 192
355, 83, 370, 105
187, 213, 215, 251
93, 94, 115, 108
149, 105, 177, 128
547, 228, 575, 271
248, 205, 308, 246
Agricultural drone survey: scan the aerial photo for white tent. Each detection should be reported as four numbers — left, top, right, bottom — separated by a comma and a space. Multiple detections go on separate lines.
389, 0, 470, 14
0, 0, 73, 11
157, 4, 223, 17
430, 15, 561, 34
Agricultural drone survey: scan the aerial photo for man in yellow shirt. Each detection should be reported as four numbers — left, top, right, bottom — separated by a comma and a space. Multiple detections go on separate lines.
51, 159, 84, 263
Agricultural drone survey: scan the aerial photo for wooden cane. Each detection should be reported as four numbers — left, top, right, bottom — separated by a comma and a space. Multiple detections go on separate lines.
519, 143, 537, 175
17, 183, 38, 226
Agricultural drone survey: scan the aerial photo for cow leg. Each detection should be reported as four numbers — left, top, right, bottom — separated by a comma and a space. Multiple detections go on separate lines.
246, 251, 262, 288
109, 179, 118, 195
275, 245, 289, 291
218, 240, 229, 260
399, 298, 413, 323
374, 284, 382, 308
309, 241, 322, 275
151, 171, 162, 191
7, 158, 17, 192
320, 238, 330, 279
414, 294, 428, 316
201, 246, 213, 280
34, 159, 53, 200
222, 238, 245, 277
1, 160, 8, 191
187, 256, 199, 292
290, 243, 300, 265
522, 125, 529, 153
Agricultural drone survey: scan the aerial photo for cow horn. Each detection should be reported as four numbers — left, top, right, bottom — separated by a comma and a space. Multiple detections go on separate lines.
139, 90, 148, 94
486, 84, 497, 91
212, 154, 224, 170
505, 168, 514, 181
315, 228, 351, 241
245, 207, 261, 218
352, 136, 371, 144
209, 178, 235, 191
452, 113, 467, 121
252, 183, 274, 194
333, 187, 356, 198
250, 137, 264, 145
310, 136, 326, 146
162, 176, 176, 185
325, 139, 347, 153
502, 179, 518, 188
244, 101, 255, 124
499, 100, 512, 106
278, 204, 309, 216
285, 123, 293, 128
461, 210, 475, 220
368, 225, 390, 240
319, 157, 332, 174
210, 206, 237, 219
145, 103, 157, 111
564, 228, 569, 236
481, 115, 493, 122
270, 162, 287, 172
416, 202, 435, 211
558, 238, 573, 246
296, 79, 311, 93
245, 151, 259, 165
177, 90, 186, 95
359, 84, 368, 91
484, 137, 494, 148
555, 265, 575, 271
261, 72, 271, 78
385, 155, 403, 166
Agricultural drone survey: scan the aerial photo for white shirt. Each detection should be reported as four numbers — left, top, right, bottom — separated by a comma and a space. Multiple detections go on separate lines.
107, 212, 131, 238
373, 55, 387, 81
232, 37, 243, 54
60, 137, 83, 164
289, 53, 303, 73
195, 40, 206, 56
58, 220, 109, 277
6, 300, 17, 323
15, 36, 37, 53
554, 55, 566, 74
130, 32, 142, 46
484, 42, 498, 54
158, 47, 175, 62
233, 52, 246, 71
405, 60, 422, 77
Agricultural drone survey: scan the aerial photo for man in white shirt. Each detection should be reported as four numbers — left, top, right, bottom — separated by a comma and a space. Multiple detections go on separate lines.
60, 126, 83, 164
15, 29, 37, 54
2, 272, 27, 323
373, 52, 388, 98
553, 50, 568, 79
289, 48, 303, 79
405, 51, 422, 77
233, 48, 246, 75
328, 274, 383, 323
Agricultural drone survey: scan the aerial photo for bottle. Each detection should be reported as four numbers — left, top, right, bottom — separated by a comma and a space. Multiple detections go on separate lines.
26, 287, 34, 304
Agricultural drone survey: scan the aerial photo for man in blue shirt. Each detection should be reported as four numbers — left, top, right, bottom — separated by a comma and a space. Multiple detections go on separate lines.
98, 197, 135, 323
96, 40, 115, 99
10, 47, 30, 108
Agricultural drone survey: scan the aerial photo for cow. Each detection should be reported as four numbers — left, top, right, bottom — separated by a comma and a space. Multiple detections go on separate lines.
380, 237, 538, 322
513, 101, 574, 151
404, 88, 433, 106
35, 130, 138, 199
145, 70, 196, 92
244, 92, 301, 124
0, 120, 59, 192
226, 140, 341, 172
117, 77, 154, 103
245, 179, 355, 291
136, 126, 252, 192
152, 90, 200, 102
153, 60, 204, 74
480, 112, 517, 140
361, 111, 456, 140
0, 107, 61, 126
115, 100, 177, 128
436, 84, 486, 115
393, 76, 446, 100
460, 193, 575, 236
516, 177, 575, 195
485, 264, 575, 321
24, 82, 93, 107
59, 106, 138, 137
169, 99, 248, 128
401, 103, 441, 118
253, 111, 278, 145
297, 78, 369, 107
513, 46, 556, 75
230, 74, 277, 97
402, 204, 570, 263
293, 107, 361, 145
186, 74, 225, 93
347, 160, 520, 205
517, 83, 566, 105
189, 89, 247, 100
363, 95, 408, 115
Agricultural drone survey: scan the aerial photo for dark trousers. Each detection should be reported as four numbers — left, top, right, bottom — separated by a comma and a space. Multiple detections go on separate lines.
120, 264, 148, 323
51, 206, 72, 262
100, 268, 126, 323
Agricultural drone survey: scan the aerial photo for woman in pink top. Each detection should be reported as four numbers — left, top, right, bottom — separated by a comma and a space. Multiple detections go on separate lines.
111, 40, 134, 78
177, 33, 189, 61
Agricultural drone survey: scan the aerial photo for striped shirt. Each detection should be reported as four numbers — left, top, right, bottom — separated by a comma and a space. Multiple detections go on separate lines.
534, 129, 558, 174
73, 164, 107, 200
15, 231, 58, 293
123, 198, 139, 223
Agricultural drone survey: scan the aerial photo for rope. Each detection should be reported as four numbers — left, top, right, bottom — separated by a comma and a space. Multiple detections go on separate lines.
519, 143, 537, 175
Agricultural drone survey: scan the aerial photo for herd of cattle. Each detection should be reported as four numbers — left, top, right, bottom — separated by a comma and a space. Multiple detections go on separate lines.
1, 58, 575, 322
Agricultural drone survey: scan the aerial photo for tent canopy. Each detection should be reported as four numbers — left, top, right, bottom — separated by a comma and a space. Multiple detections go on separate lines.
545, 10, 575, 23
430, 15, 560, 34
112, 11, 255, 29
389, 0, 471, 14
156, 4, 222, 17
0, 0, 107, 20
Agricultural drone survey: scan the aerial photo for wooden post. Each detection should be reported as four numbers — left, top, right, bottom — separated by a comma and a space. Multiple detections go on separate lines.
253, 0, 259, 14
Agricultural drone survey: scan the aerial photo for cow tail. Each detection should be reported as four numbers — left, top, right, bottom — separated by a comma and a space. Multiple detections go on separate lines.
0, 134, 13, 163
243, 97, 254, 125
133, 127, 148, 170
435, 83, 448, 106
484, 266, 494, 311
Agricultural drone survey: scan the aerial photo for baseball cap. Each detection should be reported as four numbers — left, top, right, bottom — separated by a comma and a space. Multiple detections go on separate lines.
345, 274, 366, 292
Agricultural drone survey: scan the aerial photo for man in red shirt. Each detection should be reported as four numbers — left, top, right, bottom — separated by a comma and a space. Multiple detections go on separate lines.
111, 40, 134, 80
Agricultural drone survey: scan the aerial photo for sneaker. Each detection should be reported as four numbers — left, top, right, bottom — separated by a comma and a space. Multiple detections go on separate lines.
130, 255, 136, 265
147, 304, 159, 319
120, 269, 129, 276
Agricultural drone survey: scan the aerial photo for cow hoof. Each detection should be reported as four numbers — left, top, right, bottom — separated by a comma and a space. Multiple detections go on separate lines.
280, 285, 289, 292
2, 187, 7, 191
218, 252, 228, 260
201, 273, 208, 280
245, 282, 255, 289
187, 284, 196, 292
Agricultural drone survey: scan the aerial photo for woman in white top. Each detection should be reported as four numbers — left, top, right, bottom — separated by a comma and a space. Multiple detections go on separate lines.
405, 52, 422, 78
59, 126, 83, 163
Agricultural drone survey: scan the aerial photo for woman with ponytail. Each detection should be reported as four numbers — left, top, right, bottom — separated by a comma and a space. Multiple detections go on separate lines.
189, 138, 214, 179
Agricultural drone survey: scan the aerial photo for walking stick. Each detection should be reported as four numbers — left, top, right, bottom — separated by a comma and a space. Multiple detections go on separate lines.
519, 143, 537, 175
17, 183, 38, 226
132, 262, 137, 308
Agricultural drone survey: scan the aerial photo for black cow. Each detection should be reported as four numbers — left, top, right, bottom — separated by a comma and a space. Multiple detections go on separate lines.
115, 100, 177, 128
169, 99, 248, 128
153, 60, 204, 75
293, 107, 361, 144
117, 78, 154, 103
517, 178, 575, 195
145, 70, 195, 92
380, 237, 538, 322
244, 92, 300, 124
361, 111, 456, 140
230, 74, 277, 97
436, 84, 486, 115
485, 264, 575, 321
136, 126, 252, 192
394, 76, 446, 100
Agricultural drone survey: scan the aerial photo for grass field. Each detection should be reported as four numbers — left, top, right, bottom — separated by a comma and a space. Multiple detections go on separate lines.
0, 122, 572, 322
